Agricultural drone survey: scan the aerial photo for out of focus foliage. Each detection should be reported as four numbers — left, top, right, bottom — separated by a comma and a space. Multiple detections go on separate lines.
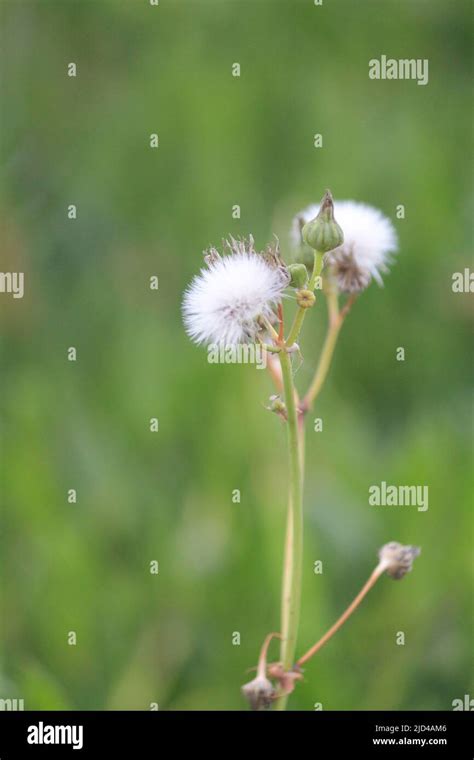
1, 0, 472, 709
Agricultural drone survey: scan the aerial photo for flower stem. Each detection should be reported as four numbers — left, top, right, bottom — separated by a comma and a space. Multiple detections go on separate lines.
296, 561, 386, 668
285, 251, 323, 348
274, 349, 303, 710
301, 292, 356, 412
257, 632, 282, 678
302, 321, 341, 410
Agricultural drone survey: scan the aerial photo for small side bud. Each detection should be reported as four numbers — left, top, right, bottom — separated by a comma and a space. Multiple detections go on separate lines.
241, 632, 281, 711
267, 394, 287, 416
296, 289, 316, 309
378, 541, 421, 580
287, 263, 308, 289
302, 190, 344, 253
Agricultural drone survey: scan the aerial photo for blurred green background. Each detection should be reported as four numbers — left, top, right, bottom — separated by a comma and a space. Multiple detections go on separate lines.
1, 0, 472, 710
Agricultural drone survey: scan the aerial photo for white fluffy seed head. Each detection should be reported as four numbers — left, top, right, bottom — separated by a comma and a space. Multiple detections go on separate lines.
291, 200, 398, 292
183, 241, 289, 346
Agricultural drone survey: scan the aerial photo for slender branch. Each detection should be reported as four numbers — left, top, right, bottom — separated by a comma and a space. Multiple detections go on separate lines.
339, 292, 357, 321
277, 303, 284, 342
301, 319, 342, 411
261, 315, 280, 342
257, 632, 282, 678
274, 349, 303, 710
265, 353, 284, 394
296, 561, 386, 668
285, 251, 323, 348
326, 285, 339, 325
301, 292, 356, 412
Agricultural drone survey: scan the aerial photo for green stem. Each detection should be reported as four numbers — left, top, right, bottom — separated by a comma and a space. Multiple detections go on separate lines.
286, 251, 323, 347
302, 292, 356, 412
302, 319, 342, 410
274, 350, 303, 710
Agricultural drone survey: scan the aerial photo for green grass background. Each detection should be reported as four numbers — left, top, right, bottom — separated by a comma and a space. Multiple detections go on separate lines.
1, 0, 472, 710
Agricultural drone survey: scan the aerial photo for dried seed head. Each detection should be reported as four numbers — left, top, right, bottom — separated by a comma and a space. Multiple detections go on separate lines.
378, 541, 421, 580
324, 201, 398, 292
326, 248, 372, 293
241, 674, 276, 711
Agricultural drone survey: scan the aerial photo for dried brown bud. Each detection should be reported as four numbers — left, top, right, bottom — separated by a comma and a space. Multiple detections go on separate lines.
325, 249, 372, 293
241, 674, 276, 711
378, 541, 421, 580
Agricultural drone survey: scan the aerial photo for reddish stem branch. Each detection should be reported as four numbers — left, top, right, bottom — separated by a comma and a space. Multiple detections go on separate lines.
296, 562, 385, 668
277, 303, 284, 343
257, 632, 282, 677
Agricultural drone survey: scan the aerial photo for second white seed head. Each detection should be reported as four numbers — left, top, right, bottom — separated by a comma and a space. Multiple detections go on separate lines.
292, 200, 398, 292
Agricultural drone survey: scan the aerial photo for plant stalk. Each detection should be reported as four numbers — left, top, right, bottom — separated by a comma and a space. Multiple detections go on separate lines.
302, 319, 342, 410
274, 349, 303, 710
301, 292, 356, 412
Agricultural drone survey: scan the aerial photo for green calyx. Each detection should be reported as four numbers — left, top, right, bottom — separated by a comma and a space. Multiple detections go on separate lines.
302, 189, 344, 253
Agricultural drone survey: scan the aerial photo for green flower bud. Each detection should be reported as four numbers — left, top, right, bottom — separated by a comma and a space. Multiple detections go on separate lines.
287, 263, 308, 289
302, 190, 344, 253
